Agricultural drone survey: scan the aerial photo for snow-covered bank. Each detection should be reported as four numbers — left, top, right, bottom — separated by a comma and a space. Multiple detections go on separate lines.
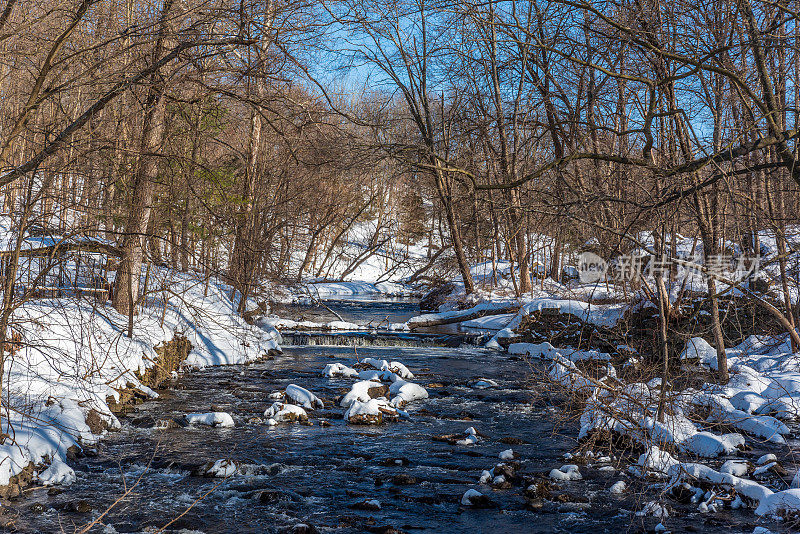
1, 272, 280, 491
527, 332, 800, 524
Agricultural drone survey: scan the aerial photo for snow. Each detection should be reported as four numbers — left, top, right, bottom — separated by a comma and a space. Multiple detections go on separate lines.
509, 342, 610, 362
636, 501, 669, 518
757, 454, 778, 465
340, 380, 387, 407
485, 298, 625, 348
185, 412, 235, 428
680, 337, 720, 369
457, 427, 479, 446
363, 358, 414, 379
471, 378, 498, 389
609, 481, 626, 494
499, 449, 514, 461
303, 281, 416, 299
206, 459, 237, 478
344, 398, 381, 418
549, 464, 582, 481
461, 313, 515, 332
322, 362, 359, 378
692, 394, 788, 444
667, 463, 774, 504
637, 446, 679, 474
753, 462, 778, 477
264, 402, 308, 423
285, 384, 324, 409
755, 488, 800, 517
461, 489, 484, 506
720, 460, 750, 477
407, 300, 520, 330
0, 267, 284, 487
38, 459, 76, 486
388, 379, 428, 406
515, 299, 625, 328
680, 432, 743, 457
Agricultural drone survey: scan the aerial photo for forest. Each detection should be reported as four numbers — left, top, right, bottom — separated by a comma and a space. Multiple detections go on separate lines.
1, 0, 800, 532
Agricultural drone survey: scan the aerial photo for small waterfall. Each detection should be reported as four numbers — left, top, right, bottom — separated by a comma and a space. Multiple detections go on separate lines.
280, 330, 487, 348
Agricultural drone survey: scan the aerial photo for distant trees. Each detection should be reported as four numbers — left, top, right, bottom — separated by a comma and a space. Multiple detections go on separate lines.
0, 0, 799, 380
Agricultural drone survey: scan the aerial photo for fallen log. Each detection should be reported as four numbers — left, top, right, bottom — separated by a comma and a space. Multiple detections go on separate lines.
406, 302, 521, 329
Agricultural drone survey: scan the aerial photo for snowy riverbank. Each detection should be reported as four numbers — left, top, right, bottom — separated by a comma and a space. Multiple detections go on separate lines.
0, 272, 280, 493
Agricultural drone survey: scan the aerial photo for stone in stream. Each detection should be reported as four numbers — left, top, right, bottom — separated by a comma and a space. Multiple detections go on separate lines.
259, 490, 293, 504
380, 457, 410, 467
349, 498, 381, 511
154, 417, 188, 430
460, 489, 497, 509
84, 408, 109, 433
264, 402, 309, 423
64, 500, 92, 513
391, 474, 418, 485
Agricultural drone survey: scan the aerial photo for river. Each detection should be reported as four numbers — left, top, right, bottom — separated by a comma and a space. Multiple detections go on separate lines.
4, 299, 772, 533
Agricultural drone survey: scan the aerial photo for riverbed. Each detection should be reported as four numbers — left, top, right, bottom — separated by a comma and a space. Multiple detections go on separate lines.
3, 299, 783, 533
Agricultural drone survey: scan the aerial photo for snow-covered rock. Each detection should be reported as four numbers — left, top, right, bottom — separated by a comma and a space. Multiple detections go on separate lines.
499, 449, 514, 461
680, 432, 743, 457
344, 398, 403, 425
37, 460, 76, 486
388, 379, 428, 407
322, 362, 359, 379
637, 446, 679, 474
204, 459, 237, 478
720, 459, 750, 477
340, 380, 389, 408
285, 384, 324, 409
680, 337, 719, 369
185, 412, 235, 428
264, 402, 308, 423
471, 378, 498, 389
609, 481, 626, 494
362, 358, 414, 379
667, 463, 773, 505
755, 488, 800, 517
550, 464, 582, 481
456, 427, 479, 446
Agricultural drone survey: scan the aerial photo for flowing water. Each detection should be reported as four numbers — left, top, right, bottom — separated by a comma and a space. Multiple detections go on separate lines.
4, 299, 778, 533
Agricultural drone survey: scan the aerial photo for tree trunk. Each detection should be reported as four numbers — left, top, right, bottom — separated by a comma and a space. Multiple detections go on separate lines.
113, 0, 176, 319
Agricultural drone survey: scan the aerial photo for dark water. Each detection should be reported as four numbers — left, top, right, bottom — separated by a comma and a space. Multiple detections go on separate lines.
10, 346, 587, 533
4, 301, 786, 533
